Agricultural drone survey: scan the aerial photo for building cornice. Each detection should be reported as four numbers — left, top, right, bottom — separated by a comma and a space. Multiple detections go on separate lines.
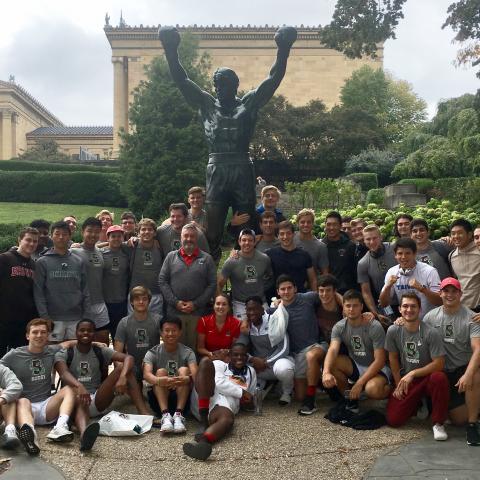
0, 80, 63, 126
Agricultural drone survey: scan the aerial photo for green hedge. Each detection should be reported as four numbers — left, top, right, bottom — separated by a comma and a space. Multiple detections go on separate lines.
345, 173, 378, 191
0, 171, 127, 206
434, 177, 480, 209
0, 160, 119, 173
398, 178, 435, 194
366, 188, 385, 205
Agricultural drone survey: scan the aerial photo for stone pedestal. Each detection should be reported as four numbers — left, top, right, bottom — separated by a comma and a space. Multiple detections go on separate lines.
384, 184, 427, 209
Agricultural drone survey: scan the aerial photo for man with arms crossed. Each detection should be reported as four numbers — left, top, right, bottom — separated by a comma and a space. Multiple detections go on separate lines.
423, 277, 480, 445
322, 290, 391, 411
385, 293, 449, 441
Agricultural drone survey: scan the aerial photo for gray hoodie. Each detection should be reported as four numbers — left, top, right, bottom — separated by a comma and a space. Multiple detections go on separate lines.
0, 363, 22, 403
34, 249, 91, 323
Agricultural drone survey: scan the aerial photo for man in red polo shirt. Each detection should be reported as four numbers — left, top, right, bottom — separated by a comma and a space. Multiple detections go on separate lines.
159, 223, 217, 350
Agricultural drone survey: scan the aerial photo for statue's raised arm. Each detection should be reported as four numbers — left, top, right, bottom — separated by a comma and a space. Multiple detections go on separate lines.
159, 26, 212, 108
243, 26, 297, 109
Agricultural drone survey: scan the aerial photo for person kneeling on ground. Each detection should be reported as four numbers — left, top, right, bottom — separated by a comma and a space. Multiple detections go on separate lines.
385, 293, 449, 441
55, 319, 150, 451
143, 317, 197, 434
322, 290, 391, 411
184, 342, 257, 461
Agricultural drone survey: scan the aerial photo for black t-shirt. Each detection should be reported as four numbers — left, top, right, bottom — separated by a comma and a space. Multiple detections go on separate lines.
266, 247, 313, 293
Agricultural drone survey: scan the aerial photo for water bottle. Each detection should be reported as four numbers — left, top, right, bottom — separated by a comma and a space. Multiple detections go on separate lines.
254, 387, 263, 416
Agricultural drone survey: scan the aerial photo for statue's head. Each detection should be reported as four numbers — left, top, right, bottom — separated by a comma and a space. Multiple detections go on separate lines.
213, 68, 239, 103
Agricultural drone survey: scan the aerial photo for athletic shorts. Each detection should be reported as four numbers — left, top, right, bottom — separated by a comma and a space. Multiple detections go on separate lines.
190, 388, 237, 421
89, 391, 106, 417
446, 365, 467, 410
50, 321, 78, 342
293, 343, 328, 379
31, 397, 57, 426
91, 302, 110, 330
347, 357, 391, 384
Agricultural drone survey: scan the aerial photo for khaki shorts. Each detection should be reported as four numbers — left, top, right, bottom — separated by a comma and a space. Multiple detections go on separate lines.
293, 343, 328, 379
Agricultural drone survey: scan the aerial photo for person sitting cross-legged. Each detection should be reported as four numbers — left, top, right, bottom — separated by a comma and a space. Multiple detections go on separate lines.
322, 290, 391, 411
143, 318, 198, 434
385, 293, 450, 441
55, 319, 150, 451
184, 343, 257, 461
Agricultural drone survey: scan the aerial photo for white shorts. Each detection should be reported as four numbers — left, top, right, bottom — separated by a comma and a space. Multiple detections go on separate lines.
190, 388, 238, 421
31, 397, 57, 426
127, 293, 163, 315
89, 391, 106, 417
91, 302, 110, 329
50, 321, 78, 342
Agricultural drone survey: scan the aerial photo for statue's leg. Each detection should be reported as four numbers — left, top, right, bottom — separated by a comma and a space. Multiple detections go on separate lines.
205, 162, 230, 263
230, 161, 257, 232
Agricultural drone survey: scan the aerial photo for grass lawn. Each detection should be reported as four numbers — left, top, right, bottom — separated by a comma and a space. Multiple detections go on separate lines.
0, 202, 126, 224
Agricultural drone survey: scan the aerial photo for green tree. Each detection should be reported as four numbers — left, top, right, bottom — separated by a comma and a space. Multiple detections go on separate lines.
119, 34, 211, 219
340, 65, 427, 143
321, 0, 480, 78
16, 139, 71, 163
345, 148, 403, 185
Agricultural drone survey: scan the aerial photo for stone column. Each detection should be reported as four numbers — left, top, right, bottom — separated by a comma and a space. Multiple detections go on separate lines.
0, 109, 13, 161
112, 56, 128, 157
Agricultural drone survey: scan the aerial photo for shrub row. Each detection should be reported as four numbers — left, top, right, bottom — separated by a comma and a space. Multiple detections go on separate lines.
344, 173, 378, 191
0, 171, 127, 207
0, 160, 119, 173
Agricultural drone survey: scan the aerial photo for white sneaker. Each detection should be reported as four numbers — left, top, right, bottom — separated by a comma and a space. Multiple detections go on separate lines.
279, 392, 292, 406
47, 424, 74, 443
160, 413, 174, 433
0, 428, 20, 449
433, 423, 448, 441
173, 412, 186, 433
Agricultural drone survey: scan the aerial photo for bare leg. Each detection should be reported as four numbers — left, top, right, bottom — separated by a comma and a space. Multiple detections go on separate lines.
365, 375, 391, 400
152, 368, 170, 412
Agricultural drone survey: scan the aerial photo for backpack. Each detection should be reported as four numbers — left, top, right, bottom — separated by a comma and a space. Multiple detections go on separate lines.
66, 345, 108, 382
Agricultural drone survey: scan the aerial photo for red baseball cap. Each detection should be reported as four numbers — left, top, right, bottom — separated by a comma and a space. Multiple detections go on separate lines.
106, 225, 124, 236
440, 277, 462, 291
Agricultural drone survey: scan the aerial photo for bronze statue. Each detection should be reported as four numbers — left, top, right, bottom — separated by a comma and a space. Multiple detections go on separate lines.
159, 25, 297, 261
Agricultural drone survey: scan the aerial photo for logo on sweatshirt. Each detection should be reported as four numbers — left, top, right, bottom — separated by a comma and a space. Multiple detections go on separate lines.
143, 251, 152, 266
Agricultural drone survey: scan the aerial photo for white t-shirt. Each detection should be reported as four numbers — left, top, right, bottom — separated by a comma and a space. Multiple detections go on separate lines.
382, 261, 441, 316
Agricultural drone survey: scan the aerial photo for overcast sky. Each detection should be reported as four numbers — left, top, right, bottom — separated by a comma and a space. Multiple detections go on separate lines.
0, 0, 478, 125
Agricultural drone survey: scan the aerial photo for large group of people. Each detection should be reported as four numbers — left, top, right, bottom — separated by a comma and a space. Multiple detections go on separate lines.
0, 184, 479, 462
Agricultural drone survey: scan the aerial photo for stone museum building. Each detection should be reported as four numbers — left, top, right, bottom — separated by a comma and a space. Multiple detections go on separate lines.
0, 17, 383, 161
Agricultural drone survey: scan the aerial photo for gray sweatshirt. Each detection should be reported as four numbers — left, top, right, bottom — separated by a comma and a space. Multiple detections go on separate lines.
158, 249, 216, 316
34, 249, 91, 322
0, 363, 22, 403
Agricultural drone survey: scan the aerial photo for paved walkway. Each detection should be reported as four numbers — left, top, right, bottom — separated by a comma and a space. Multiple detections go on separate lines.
0, 453, 64, 479
365, 425, 480, 479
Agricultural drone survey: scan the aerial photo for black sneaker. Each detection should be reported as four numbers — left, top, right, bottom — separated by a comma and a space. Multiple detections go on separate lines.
298, 398, 317, 416
183, 441, 212, 461
467, 423, 480, 446
18, 424, 40, 456
345, 399, 360, 414
80, 422, 100, 451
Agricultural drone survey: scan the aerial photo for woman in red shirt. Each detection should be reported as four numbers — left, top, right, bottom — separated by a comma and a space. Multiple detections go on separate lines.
196, 294, 241, 359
